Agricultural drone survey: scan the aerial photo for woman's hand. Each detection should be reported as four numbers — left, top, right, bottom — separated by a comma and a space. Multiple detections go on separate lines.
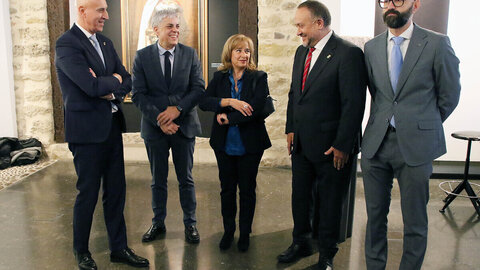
224, 98, 253, 116
216, 113, 229, 125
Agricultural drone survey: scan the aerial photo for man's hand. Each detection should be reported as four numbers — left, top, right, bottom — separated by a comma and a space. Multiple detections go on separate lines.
324, 146, 349, 170
89, 68, 97, 78
100, 93, 114, 100
157, 106, 181, 125
287, 132, 294, 155
159, 122, 179, 135
228, 99, 253, 116
216, 113, 229, 125
113, 73, 123, 84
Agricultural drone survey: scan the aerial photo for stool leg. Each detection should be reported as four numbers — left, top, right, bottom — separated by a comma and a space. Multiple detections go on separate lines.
440, 139, 472, 214
440, 181, 465, 213
464, 182, 480, 217
442, 182, 465, 203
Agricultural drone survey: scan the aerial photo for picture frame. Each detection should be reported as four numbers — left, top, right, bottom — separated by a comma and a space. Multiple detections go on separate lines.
120, 0, 208, 101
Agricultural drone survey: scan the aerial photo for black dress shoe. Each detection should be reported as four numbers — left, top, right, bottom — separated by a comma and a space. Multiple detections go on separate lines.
317, 257, 333, 270
74, 252, 97, 270
219, 232, 234, 250
110, 247, 149, 268
185, 225, 200, 243
142, 223, 166, 242
237, 234, 250, 252
277, 243, 313, 263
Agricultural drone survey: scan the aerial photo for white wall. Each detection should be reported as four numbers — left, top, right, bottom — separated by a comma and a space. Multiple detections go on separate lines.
339, 0, 375, 37
437, 1, 480, 161
0, 0, 17, 137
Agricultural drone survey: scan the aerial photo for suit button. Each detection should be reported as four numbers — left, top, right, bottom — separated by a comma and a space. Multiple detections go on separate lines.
394, 101, 398, 105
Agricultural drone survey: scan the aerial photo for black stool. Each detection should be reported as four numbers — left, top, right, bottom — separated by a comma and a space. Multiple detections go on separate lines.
439, 131, 480, 217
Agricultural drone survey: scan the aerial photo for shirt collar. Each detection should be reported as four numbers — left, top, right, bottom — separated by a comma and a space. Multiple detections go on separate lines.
229, 69, 246, 81
75, 23, 94, 39
157, 42, 176, 55
388, 22, 414, 41
313, 30, 333, 52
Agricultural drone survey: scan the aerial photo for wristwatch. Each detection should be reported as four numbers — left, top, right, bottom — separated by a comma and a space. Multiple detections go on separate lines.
176, 105, 183, 113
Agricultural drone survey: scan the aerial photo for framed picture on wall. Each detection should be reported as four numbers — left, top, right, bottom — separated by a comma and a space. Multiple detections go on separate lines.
120, 0, 208, 101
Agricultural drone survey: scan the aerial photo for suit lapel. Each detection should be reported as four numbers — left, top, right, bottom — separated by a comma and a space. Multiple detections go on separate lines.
373, 31, 394, 99
395, 25, 428, 98
72, 25, 106, 72
170, 44, 183, 91
95, 34, 109, 71
300, 33, 336, 99
150, 43, 168, 90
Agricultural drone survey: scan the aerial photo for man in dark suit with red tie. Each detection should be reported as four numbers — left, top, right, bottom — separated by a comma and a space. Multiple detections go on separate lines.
277, 1, 367, 269
55, 0, 148, 269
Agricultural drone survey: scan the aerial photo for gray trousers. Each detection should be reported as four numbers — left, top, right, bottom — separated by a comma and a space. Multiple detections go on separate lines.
145, 133, 197, 227
361, 129, 432, 270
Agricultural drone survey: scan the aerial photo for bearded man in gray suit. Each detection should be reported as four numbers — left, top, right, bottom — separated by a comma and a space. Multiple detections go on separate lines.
361, 0, 461, 269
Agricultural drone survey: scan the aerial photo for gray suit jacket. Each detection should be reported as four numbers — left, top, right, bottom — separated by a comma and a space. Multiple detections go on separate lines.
362, 25, 461, 166
131, 43, 205, 139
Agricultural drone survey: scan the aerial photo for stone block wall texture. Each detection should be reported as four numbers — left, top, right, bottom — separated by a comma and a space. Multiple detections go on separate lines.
9, 0, 54, 145
257, 0, 304, 166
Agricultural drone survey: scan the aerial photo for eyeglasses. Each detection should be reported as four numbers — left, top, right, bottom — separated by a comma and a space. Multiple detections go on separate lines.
378, 0, 405, 9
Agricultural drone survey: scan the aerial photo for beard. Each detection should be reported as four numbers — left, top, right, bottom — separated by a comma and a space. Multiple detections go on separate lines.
383, 4, 413, 29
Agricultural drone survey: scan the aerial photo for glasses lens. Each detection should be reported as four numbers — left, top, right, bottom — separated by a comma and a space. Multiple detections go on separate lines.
379, 0, 388, 8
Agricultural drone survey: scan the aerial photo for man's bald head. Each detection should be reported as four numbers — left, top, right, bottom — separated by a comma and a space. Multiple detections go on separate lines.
76, 0, 108, 34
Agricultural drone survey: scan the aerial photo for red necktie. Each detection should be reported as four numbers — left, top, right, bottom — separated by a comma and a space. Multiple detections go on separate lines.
302, 47, 316, 92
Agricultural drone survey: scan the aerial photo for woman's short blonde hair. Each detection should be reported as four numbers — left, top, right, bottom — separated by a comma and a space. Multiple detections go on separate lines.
218, 34, 257, 71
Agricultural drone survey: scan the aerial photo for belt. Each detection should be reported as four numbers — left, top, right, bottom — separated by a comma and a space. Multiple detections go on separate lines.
387, 125, 396, 132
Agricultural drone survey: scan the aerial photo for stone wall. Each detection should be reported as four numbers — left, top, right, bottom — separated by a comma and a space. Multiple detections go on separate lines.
9, 0, 54, 145
257, 0, 303, 166
257, 0, 369, 167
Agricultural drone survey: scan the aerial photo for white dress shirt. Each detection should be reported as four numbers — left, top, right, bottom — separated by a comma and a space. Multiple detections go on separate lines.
307, 30, 333, 73
157, 43, 175, 78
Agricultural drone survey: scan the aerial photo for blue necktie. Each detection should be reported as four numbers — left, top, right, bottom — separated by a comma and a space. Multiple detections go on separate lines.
90, 35, 105, 68
389, 36, 405, 128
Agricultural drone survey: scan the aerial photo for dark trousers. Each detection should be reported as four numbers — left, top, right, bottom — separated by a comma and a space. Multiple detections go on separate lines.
214, 150, 263, 235
361, 130, 431, 270
144, 133, 196, 226
291, 149, 352, 259
69, 112, 127, 253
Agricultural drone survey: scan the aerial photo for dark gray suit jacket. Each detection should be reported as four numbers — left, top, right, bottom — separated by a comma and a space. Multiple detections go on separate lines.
131, 43, 205, 139
362, 25, 461, 166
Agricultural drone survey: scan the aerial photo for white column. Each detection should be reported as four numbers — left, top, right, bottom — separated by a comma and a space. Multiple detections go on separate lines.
0, 0, 17, 137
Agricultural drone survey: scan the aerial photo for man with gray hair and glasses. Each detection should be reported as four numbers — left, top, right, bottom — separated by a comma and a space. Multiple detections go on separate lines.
362, 0, 460, 269
131, 5, 205, 244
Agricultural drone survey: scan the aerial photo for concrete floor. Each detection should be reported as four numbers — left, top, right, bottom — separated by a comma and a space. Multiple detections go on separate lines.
0, 161, 479, 270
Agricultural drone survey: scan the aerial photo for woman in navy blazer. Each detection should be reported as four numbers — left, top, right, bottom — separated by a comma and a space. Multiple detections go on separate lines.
199, 34, 271, 252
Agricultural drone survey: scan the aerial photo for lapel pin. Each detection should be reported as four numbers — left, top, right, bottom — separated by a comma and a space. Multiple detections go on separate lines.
327, 54, 331, 59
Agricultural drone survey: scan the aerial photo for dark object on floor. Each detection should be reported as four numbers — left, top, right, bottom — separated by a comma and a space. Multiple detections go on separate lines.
0, 137, 42, 170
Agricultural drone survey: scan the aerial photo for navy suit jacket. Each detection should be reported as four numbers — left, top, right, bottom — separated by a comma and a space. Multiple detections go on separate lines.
55, 24, 131, 143
131, 43, 205, 140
